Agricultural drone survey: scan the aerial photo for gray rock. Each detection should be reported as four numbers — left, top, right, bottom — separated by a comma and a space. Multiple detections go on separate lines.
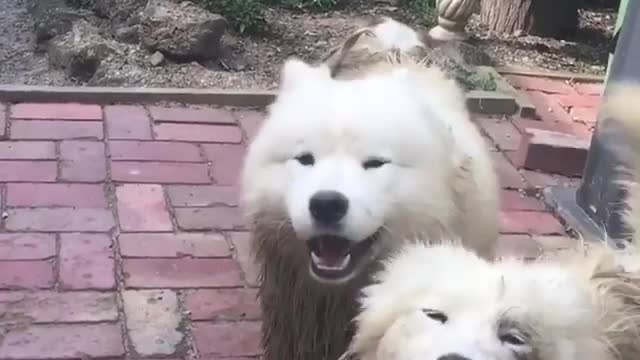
92, 0, 147, 23
48, 20, 121, 81
149, 51, 165, 66
115, 25, 142, 44
28, 0, 95, 44
421, 41, 494, 90
140, 0, 228, 61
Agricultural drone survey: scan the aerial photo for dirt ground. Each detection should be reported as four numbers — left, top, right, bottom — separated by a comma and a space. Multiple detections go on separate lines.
0, 0, 616, 89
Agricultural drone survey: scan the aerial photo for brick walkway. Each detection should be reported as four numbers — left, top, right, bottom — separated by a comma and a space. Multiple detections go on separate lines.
0, 77, 600, 359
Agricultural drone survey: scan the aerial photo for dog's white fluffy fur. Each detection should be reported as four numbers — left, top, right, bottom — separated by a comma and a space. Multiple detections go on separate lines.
345, 85, 640, 360
241, 17, 500, 360
242, 28, 499, 276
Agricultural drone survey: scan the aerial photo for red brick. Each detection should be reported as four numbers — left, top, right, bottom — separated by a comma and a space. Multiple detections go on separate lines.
119, 232, 230, 258
105, 105, 152, 139
235, 110, 265, 141
10, 103, 103, 120
111, 161, 212, 184
110, 140, 203, 162
477, 116, 522, 151
175, 207, 245, 231
149, 106, 235, 124
570, 106, 598, 124
167, 185, 239, 207
60, 141, 107, 182
0, 323, 125, 359
123, 258, 243, 288
490, 152, 526, 189
60, 233, 115, 290
515, 128, 589, 176
5, 208, 115, 232
500, 211, 565, 235
505, 75, 574, 94
0, 261, 54, 289
0, 141, 56, 159
228, 232, 258, 287
11, 120, 103, 139
153, 123, 243, 143
0, 233, 56, 260
186, 289, 259, 321
202, 144, 245, 185
193, 321, 261, 357
512, 116, 574, 135
7, 183, 106, 207
0, 161, 57, 182
0, 291, 118, 322
555, 94, 601, 109
573, 82, 603, 96
521, 170, 580, 189
525, 91, 574, 122
116, 184, 173, 232
496, 234, 541, 259
500, 190, 546, 211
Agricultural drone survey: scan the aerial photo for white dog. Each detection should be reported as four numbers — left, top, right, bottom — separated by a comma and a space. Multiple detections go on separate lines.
241, 17, 500, 360
344, 85, 640, 360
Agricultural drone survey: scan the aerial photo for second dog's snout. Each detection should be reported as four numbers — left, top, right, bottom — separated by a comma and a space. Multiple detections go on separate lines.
309, 191, 349, 224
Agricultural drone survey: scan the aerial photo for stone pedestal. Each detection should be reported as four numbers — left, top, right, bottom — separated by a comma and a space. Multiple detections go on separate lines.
428, 0, 478, 41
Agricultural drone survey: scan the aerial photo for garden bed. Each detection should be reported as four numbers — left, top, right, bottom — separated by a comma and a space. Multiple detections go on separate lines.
0, 0, 616, 90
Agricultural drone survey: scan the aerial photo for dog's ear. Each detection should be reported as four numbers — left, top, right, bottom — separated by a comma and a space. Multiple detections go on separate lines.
279, 57, 331, 93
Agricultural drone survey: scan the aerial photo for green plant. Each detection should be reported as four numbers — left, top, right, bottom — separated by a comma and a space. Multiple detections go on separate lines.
264, 0, 337, 11
405, 0, 438, 25
463, 71, 498, 92
198, 0, 264, 34
307, 0, 337, 10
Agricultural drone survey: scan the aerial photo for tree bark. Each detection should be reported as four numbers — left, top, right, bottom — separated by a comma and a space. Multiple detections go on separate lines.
479, 0, 580, 39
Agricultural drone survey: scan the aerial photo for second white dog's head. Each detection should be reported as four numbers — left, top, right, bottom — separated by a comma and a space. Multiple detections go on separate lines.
347, 242, 640, 360
242, 58, 468, 284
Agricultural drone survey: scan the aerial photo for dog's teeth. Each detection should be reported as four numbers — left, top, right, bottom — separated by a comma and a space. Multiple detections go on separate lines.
311, 253, 351, 271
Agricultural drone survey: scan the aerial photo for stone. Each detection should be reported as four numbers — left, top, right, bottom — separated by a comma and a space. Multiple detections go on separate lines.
140, 0, 228, 61
115, 25, 143, 44
515, 128, 589, 177
28, 0, 94, 44
150, 51, 165, 66
48, 20, 121, 81
420, 41, 494, 91
123, 290, 184, 356
92, 0, 147, 24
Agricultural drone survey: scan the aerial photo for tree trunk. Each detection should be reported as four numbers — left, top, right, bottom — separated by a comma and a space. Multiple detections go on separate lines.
479, 0, 580, 39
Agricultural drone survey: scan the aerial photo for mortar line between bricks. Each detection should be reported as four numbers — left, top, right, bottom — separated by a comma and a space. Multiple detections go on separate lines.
223, 231, 252, 288
197, 142, 217, 185
230, 110, 250, 144
1, 103, 9, 138
0, 183, 6, 231
101, 105, 134, 357
159, 181, 200, 357
143, 104, 156, 141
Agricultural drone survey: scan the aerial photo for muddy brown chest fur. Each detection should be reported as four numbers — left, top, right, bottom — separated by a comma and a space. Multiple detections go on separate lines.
251, 218, 374, 360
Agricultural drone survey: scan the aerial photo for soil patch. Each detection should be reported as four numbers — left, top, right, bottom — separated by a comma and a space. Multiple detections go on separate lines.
0, 0, 615, 89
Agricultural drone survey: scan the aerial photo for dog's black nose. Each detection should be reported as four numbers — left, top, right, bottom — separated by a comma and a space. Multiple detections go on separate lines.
309, 191, 349, 224
437, 354, 471, 360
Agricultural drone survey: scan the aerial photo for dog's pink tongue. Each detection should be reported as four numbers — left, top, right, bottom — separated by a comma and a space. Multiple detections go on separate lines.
317, 241, 347, 265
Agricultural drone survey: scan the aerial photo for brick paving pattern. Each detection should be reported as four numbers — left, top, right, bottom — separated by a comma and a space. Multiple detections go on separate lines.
0, 77, 601, 359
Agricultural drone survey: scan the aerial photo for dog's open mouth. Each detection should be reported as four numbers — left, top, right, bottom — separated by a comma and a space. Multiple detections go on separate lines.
307, 232, 380, 281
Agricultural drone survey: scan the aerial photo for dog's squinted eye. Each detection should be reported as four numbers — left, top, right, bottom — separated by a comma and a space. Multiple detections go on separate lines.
295, 153, 315, 166
499, 332, 527, 346
421, 309, 448, 323
362, 158, 389, 170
